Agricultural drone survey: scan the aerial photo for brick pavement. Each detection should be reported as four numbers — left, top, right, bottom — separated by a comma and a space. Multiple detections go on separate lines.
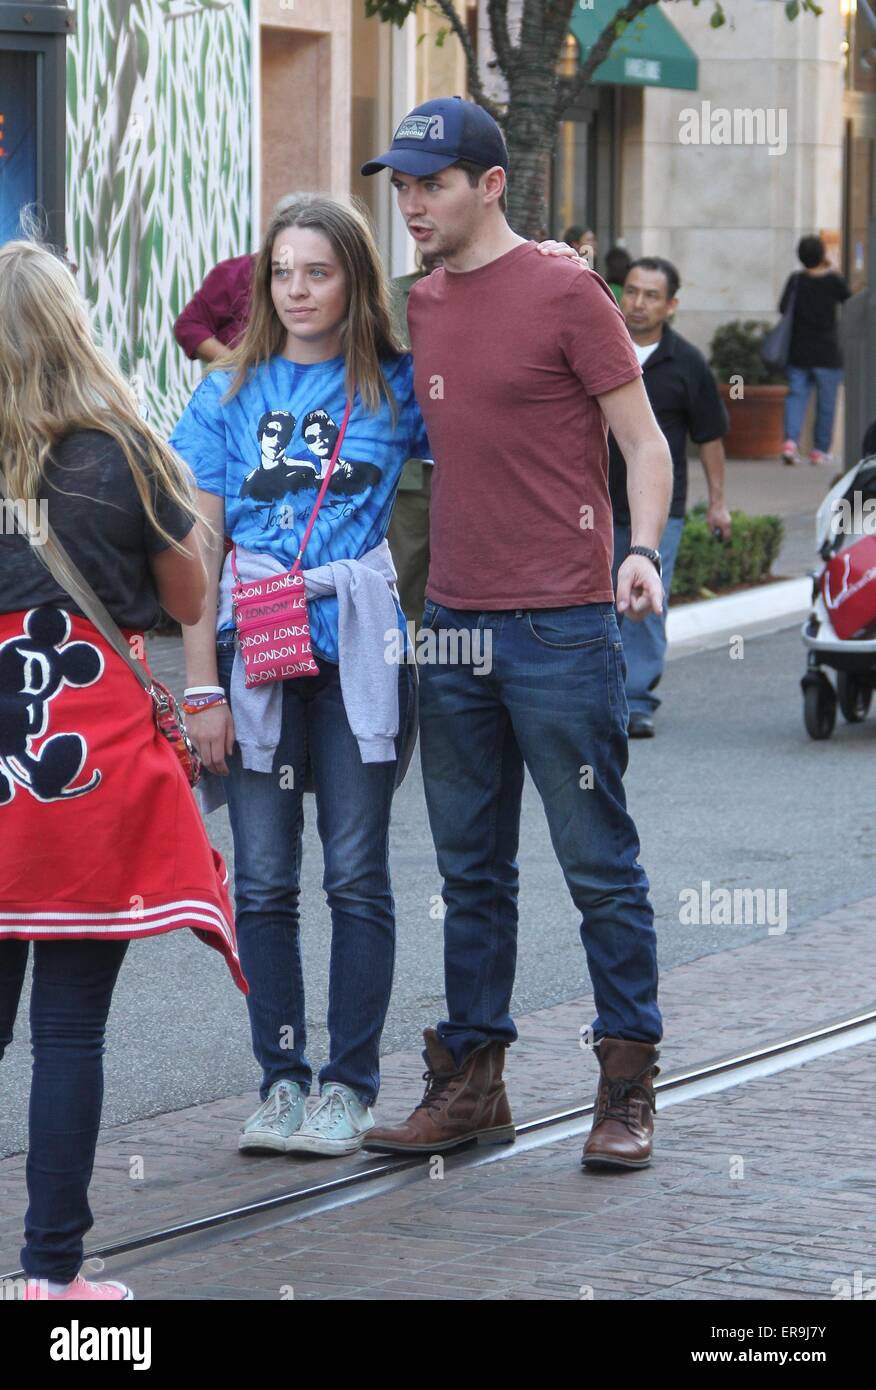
1, 894, 874, 1298
108, 1041, 876, 1300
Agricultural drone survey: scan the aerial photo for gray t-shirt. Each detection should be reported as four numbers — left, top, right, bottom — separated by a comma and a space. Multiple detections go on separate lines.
0, 429, 195, 630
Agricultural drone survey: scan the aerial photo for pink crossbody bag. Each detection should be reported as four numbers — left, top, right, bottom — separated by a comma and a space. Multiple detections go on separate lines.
230, 397, 353, 687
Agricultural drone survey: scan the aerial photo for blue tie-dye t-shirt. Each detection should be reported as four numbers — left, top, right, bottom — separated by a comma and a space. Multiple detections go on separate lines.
169, 352, 430, 662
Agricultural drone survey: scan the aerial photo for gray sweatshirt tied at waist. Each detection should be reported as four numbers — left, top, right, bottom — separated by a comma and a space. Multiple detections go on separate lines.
197, 540, 416, 814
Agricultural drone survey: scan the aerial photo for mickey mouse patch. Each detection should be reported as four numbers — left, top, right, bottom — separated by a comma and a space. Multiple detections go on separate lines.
0, 608, 104, 804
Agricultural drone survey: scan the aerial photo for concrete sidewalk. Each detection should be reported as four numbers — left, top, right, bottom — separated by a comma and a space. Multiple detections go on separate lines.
2, 893, 874, 1299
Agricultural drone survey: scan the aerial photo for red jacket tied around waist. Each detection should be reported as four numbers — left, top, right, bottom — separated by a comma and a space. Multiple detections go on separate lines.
0, 606, 247, 994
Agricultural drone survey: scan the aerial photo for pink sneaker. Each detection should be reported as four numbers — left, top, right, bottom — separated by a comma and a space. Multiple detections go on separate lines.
781, 439, 799, 465
809, 450, 833, 467
24, 1274, 134, 1300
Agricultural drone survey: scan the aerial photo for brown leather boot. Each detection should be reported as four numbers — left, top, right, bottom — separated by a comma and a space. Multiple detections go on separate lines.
363, 1028, 515, 1153
580, 1037, 660, 1170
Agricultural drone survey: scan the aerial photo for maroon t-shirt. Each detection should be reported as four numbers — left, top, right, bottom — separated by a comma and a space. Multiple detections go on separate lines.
174, 254, 255, 360
408, 241, 641, 609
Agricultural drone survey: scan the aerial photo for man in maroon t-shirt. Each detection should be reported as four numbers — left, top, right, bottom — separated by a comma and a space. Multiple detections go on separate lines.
361, 99, 672, 1172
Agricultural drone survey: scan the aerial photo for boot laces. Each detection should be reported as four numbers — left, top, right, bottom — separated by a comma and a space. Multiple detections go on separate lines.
415, 1065, 464, 1114
596, 1066, 657, 1128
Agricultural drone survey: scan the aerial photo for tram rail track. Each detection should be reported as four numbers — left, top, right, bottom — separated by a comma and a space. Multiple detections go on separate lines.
3, 1007, 875, 1280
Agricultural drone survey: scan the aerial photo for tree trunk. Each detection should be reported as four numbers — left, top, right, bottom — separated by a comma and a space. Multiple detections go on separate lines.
503, 77, 558, 237
496, 1, 574, 239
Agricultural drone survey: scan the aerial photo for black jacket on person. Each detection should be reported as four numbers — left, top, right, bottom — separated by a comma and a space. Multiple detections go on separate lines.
779, 270, 851, 370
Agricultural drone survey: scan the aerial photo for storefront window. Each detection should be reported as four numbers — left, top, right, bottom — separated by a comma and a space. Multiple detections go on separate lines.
0, 51, 38, 243
549, 80, 618, 263
553, 116, 595, 241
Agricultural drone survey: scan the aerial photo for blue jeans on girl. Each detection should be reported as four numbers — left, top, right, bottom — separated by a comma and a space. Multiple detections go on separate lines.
0, 937, 129, 1281
217, 639, 411, 1106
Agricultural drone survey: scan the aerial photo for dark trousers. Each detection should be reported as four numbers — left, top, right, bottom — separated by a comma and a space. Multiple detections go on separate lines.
419, 600, 661, 1067
0, 937, 128, 1281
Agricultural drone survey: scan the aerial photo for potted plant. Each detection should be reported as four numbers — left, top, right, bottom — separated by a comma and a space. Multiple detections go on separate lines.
709, 320, 788, 460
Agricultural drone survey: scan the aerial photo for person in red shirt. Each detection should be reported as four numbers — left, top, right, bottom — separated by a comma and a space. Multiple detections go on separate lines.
174, 253, 255, 364
360, 98, 672, 1171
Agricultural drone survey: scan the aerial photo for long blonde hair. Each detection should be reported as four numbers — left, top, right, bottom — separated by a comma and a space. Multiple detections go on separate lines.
0, 238, 199, 551
220, 194, 404, 423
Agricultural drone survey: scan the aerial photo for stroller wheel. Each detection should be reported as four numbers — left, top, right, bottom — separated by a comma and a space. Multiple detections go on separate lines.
803, 675, 837, 740
837, 671, 872, 724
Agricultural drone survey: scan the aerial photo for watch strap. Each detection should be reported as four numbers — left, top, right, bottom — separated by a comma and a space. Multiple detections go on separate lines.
628, 544, 662, 576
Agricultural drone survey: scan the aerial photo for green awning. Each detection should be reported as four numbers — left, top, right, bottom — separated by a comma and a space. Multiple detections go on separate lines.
569, 0, 698, 91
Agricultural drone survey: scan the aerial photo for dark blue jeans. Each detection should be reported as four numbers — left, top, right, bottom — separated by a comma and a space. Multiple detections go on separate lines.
419, 601, 661, 1067
0, 937, 129, 1282
784, 365, 843, 453
217, 640, 410, 1106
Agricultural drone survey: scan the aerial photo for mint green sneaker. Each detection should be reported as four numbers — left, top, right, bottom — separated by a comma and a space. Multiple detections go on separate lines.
239, 1080, 306, 1153
284, 1083, 374, 1156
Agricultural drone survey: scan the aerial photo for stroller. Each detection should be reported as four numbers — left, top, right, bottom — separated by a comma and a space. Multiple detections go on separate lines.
801, 454, 876, 739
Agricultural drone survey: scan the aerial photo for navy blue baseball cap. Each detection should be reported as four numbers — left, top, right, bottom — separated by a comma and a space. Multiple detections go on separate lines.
361, 96, 508, 177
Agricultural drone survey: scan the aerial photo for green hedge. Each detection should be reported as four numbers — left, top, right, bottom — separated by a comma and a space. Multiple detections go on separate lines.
672, 504, 784, 597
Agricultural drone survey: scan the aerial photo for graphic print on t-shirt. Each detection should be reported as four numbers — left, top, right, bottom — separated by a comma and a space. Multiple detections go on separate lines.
0, 607, 104, 805
240, 405, 383, 530
169, 353, 431, 662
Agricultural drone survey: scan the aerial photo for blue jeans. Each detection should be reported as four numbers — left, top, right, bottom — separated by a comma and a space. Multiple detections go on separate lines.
217, 640, 410, 1106
612, 515, 685, 716
418, 601, 661, 1067
0, 937, 129, 1281
784, 365, 843, 452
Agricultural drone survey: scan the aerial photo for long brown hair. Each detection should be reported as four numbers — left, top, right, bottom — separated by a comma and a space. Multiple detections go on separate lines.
0, 238, 200, 551
220, 195, 404, 422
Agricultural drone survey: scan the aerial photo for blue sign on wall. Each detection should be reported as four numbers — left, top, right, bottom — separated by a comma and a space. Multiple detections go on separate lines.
0, 52, 39, 243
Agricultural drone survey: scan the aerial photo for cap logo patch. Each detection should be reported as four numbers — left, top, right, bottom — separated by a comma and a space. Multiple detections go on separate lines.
395, 114, 445, 141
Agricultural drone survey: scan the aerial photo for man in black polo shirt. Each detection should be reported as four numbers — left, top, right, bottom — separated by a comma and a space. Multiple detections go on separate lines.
610, 257, 731, 737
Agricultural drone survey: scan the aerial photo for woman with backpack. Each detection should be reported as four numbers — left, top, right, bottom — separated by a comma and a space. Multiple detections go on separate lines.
0, 238, 246, 1302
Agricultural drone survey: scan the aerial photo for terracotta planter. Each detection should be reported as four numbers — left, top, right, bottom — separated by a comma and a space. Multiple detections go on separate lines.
719, 383, 788, 460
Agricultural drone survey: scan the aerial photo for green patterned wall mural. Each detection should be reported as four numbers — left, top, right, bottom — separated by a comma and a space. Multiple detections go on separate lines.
66, 0, 252, 435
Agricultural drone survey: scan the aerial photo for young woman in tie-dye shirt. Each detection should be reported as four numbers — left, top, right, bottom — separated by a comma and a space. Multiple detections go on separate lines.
171, 196, 428, 1158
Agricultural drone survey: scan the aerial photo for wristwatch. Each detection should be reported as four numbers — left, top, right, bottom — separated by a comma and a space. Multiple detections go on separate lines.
628, 545, 662, 578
